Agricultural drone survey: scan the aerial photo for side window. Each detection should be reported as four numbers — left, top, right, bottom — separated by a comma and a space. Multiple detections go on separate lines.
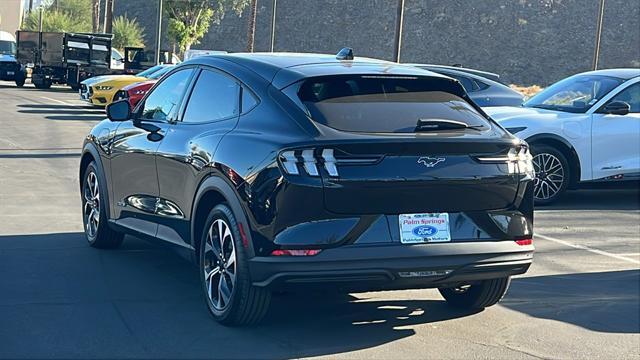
608, 83, 640, 113
448, 74, 476, 93
241, 86, 258, 114
182, 69, 240, 123
473, 79, 489, 91
141, 69, 193, 121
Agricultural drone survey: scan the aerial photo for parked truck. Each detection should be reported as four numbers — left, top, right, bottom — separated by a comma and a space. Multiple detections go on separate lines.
0, 31, 27, 86
16, 31, 113, 90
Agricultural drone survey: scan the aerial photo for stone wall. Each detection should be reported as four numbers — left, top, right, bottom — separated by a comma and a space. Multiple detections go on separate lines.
115, 0, 640, 86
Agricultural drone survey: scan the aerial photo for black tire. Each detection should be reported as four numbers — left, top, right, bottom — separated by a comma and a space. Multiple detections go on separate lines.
34, 80, 51, 89
439, 277, 511, 309
15, 76, 25, 87
81, 162, 124, 249
199, 203, 271, 326
530, 144, 570, 205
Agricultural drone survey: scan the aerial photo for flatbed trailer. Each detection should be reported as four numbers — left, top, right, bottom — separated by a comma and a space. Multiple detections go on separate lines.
16, 31, 114, 90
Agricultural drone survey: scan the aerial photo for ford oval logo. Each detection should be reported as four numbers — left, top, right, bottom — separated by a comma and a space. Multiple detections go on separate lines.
413, 225, 438, 237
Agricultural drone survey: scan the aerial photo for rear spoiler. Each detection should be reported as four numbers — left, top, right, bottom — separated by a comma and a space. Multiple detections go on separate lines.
410, 63, 504, 84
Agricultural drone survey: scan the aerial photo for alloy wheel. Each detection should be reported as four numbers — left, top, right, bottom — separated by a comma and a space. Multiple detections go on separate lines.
532, 152, 565, 201
203, 219, 237, 311
83, 172, 100, 238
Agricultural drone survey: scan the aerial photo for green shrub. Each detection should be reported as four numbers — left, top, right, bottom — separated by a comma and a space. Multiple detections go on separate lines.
112, 15, 145, 51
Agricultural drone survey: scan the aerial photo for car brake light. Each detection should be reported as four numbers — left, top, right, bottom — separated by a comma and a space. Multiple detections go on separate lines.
271, 249, 322, 256
321, 149, 339, 177
279, 151, 299, 175
476, 146, 534, 177
515, 238, 532, 246
301, 149, 319, 176
279, 148, 380, 177
279, 148, 336, 177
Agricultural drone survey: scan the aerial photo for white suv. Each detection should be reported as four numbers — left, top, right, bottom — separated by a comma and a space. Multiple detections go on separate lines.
485, 69, 640, 204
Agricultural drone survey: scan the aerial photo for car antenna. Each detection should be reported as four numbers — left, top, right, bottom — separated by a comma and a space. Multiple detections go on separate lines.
336, 47, 354, 60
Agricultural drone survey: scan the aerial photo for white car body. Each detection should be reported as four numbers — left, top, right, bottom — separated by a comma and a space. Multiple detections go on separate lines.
111, 48, 124, 70
485, 70, 640, 183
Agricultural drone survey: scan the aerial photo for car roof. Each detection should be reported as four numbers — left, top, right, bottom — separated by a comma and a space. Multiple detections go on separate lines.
577, 68, 640, 80
407, 63, 503, 83
187, 52, 450, 89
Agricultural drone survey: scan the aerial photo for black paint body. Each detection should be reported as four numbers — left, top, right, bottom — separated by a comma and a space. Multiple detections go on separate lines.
80, 53, 534, 290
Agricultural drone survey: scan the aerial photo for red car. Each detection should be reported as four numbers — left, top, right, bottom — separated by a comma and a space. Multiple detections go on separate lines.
113, 65, 174, 108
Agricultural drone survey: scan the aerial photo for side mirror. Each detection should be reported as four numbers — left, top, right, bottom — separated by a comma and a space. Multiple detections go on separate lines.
601, 101, 630, 116
106, 99, 131, 121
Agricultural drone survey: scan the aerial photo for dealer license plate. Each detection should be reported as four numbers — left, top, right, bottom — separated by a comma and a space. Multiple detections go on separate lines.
399, 213, 451, 244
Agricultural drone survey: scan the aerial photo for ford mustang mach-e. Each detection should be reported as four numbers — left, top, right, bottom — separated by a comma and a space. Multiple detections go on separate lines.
486, 69, 640, 204
79, 51, 535, 325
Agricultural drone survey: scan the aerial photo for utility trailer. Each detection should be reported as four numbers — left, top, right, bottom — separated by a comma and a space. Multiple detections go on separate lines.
16, 31, 113, 90
123, 47, 180, 74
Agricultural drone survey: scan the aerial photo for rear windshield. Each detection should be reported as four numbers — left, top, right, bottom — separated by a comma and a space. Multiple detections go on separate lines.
295, 75, 490, 133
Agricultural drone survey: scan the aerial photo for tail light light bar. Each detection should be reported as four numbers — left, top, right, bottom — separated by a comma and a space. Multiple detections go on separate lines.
475, 146, 534, 177
279, 148, 380, 178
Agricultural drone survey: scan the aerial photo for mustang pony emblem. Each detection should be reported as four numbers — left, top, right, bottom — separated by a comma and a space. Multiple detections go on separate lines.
417, 156, 446, 167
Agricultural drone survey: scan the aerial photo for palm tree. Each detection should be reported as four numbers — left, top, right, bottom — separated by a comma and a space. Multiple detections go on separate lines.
91, 0, 101, 32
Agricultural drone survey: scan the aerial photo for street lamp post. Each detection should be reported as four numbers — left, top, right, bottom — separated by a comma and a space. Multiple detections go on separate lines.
592, 0, 606, 70
392, 0, 405, 63
270, 0, 277, 52
155, 0, 163, 65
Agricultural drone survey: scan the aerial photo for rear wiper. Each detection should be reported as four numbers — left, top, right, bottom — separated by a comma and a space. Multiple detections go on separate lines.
415, 119, 484, 132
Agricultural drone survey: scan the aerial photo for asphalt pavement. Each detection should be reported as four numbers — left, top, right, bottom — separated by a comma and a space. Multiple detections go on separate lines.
0, 81, 638, 359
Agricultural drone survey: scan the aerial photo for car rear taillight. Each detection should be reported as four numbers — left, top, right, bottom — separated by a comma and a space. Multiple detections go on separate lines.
515, 239, 533, 246
279, 148, 380, 177
270, 249, 322, 256
475, 145, 534, 177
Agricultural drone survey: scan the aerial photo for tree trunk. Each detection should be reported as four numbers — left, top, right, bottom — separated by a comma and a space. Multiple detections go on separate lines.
92, 0, 102, 33
246, 0, 258, 52
104, 0, 114, 33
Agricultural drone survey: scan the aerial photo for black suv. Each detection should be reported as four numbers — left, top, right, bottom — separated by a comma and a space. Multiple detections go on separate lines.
80, 51, 535, 325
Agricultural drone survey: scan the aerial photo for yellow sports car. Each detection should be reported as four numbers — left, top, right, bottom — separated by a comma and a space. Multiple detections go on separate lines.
81, 64, 173, 107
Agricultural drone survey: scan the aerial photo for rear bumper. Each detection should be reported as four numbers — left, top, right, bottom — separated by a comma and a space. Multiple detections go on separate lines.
249, 241, 533, 291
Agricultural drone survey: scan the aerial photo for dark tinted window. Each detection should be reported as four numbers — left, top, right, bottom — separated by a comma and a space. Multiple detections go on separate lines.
296, 75, 490, 133
608, 83, 640, 113
0, 40, 16, 55
183, 70, 240, 123
474, 79, 490, 91
241, 87, 258, 113
447, 74, 476, 92
141, 69, 193, 121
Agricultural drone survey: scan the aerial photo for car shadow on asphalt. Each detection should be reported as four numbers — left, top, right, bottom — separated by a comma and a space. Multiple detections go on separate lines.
0, 152, 80, 159
0, 83, 75, 93
16, 104, 105, 121
18, 104, 99, 110
505, 270, 639, 334
0, 232, 638, 358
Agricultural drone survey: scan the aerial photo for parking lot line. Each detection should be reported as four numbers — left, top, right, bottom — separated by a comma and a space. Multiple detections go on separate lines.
535, 233, 640, 265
